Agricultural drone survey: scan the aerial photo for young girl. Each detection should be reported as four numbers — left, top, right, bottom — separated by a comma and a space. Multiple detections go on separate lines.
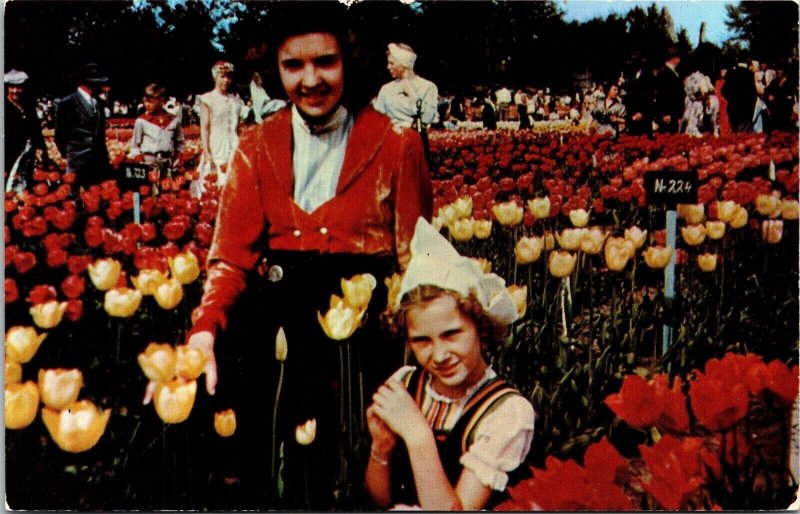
366, 218, 535, 511
128, 83, 185, 171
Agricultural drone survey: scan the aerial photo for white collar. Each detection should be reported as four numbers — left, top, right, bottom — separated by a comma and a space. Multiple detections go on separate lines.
291, 104, 349, 136
425, 367, 497, 404
77, 87, 94, 104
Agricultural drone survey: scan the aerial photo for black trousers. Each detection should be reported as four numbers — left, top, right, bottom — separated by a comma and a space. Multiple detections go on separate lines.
206, 252, 403, 510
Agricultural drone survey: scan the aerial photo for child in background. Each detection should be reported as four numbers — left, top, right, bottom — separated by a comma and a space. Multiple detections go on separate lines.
128, 82, 184, 173
365, 218, 535, 510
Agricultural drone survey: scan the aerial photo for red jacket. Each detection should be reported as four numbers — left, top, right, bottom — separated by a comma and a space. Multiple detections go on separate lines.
191, 106, 432, 335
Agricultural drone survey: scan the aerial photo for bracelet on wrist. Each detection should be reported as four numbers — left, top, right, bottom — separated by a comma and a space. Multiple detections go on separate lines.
370, 450, 390, 466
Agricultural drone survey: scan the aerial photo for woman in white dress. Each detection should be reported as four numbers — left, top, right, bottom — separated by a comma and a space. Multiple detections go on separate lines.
197, 61, 246, 190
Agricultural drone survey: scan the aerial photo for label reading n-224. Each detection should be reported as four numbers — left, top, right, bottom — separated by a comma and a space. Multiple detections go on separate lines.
644, 170, 698, 205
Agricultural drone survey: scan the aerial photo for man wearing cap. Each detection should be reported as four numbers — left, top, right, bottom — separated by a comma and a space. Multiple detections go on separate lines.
374, 43, 439, 160
5, 69, 52, 193
54, 63, 111, 187
180, 4, 432, 509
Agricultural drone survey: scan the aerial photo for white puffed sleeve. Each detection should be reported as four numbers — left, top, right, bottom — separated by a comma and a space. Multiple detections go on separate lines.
458, 395, 534, 491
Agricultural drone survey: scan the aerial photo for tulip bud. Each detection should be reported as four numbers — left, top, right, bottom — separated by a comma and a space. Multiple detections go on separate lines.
154, 278, 184, 310
681, 224, 707, 246
87, 258, 122, 291
448, 218, 474, 242
175, 345, 208, 380
556, 228, 586, 251
168, 252, 201, 285
471, 258, 492, 274
131, 269, 168, 296
138, 343, 177, 382
473, 219, 492, 240
5, 326, 47, 363
341, 273, 377, 310
755, 194, 780, 217
568, 208, 589, 228
384, 273, 402, 310
623, 226, 648, 249
697, 253, 718, 272
6, 361, 22, 384
729, 205, 749, 229
543, 232, 555, 250
29, 300, 67, 329
716, 200, 738, 224
527, 197, 551, 219
515, 236, 543, 264
41, 400, 111, 452
705, 221, 726, 240
153, 379, 197, 424
38, 368, 83, 410
580, 227, 607, 255
104, 288, 142, 318
453, 196, 473, 220
275, 327, 288, 362
781, 199, 799, 220
643, 246, 673, 269
5, 381, 40, 429
317, 295, 363, 340
604, 237, 634, 271
507, 285, 528, 318
214, 409, 237, 437
492, 201, 524, 226
548, 251, 577, 278
761, 219, 783, 244
295, 418, 317, 445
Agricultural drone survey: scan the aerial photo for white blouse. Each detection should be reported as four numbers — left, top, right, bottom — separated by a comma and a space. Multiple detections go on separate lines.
388, 365, 535, 491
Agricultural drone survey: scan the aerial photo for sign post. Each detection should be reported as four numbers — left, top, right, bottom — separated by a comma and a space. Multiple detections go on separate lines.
644, 170, 698, 372
120, 163, 151, 225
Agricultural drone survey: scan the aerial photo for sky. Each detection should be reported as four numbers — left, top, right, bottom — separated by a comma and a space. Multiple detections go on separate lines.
558, 0, 734, 45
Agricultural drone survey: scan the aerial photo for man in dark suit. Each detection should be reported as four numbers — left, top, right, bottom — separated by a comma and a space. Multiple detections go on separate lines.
652, 46, 685, 134
54, 63, 111, 187
722, 61, 758, 133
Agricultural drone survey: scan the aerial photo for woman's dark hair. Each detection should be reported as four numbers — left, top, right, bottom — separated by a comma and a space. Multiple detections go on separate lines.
263, 1, 373, 114
382, 285, 510, 354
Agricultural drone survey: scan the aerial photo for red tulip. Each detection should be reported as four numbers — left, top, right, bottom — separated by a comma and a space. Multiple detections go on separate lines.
80, 190, 102, 213
652, 374, 690, 433
604, 374, 664, 430
84, 226, 104, 248
47, 248, 68, 268
86, 215, 104, 229
27, 284, 57, 305
61, 274, 86, 299
5, 278, 19, 303
13, 251, 37, 274
64, 299, 84, 322
639, 435, 706, 510
22, 216, 48, 238
747, 360, 799, 408
67, 255, 93, 275
163, 219, 188, 241
194, 222, 214, 247
690, 371, 749, 431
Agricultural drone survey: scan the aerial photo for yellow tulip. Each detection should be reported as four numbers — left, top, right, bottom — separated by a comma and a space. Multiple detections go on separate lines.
761, 219, 783, 244
438, 204, 458, 226
729, 205, 749, 229
175, 345, 208, 380
104, 288, 142, 317
38, 368, 83, 410
678, 203, 705, 224
5, 381, 40, 429
317, 295, 363, 340
507, 285, 528, 318
275, 327, 288, 362
6, 361, 22, 384
548, 251, 577, 278
154, 278, 184, 310
29, 301, 67, 329
214, 409, 237, 437
643, 246, 673, 269
341, 273, 377, 310
168, 252, 201, 285
716, 200, 738, 224
41, 399, 110, 452
623, 226, 648, 249
697, 253, 718, 272
681, 224, 707, 246
131, 269, 168, 296
5, 326, 47, 363
87, 258, 122, 291
384, 273, 402, 309
705, 221, 726, 240
527, 197, 551, 219
453, 196, 473, 220
431, 215, 444, 232
543, 232, 556, 251
755, 194, 780, 217
153, 379, 197, 424
580, 227, 607, 255
449, 218, 474, 242
492, 201, 524, 226
604, 237, 634, 271
781, 199, 799, 220
568, 208, 589, 228
473, 219, 492, 240
471, 257, 493, 274
515, 236, 543, 264
137, 343, 177, 382
556, 228, 587, 251
295, 418, 317, 445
